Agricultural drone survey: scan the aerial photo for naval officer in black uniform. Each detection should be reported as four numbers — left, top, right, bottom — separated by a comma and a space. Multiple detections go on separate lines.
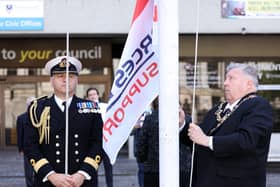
23, 56, 103, 187
187, 63, 273, 187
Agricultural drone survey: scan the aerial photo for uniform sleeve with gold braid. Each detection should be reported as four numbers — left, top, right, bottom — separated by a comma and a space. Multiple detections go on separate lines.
31, 158, 49, 173
29, 157, 53, 181
84, 155, 101, 170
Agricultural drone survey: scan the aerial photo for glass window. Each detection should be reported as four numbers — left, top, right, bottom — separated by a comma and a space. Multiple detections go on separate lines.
179, 60, 280, 131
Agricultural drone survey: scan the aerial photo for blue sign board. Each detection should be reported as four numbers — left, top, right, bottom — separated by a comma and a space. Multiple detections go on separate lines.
0, 18, 43, 30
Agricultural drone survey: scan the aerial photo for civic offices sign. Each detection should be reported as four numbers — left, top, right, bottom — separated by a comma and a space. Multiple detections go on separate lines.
0, 0, 43, 30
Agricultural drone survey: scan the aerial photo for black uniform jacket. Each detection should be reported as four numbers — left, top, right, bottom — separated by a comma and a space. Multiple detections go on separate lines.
181, 95, 273, 187
16, 112, 28, 152
23, 95, 103, 187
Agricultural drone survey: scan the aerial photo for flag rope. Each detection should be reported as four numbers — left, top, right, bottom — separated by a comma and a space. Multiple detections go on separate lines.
189, 0, 200, 186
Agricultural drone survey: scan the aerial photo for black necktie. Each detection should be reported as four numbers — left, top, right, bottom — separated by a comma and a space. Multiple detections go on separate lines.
62, 101, 66, 112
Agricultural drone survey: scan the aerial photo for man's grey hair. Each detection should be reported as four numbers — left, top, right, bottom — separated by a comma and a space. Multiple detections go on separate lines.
226, 63, 258, 88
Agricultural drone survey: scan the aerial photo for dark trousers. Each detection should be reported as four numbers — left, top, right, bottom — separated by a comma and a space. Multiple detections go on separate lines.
144, 172, 159, 187
180, 171, 190, 187
24, 155, 34, 187
143, 171, 190, 187
137, 162, 144, 187
101, 150, 113, 187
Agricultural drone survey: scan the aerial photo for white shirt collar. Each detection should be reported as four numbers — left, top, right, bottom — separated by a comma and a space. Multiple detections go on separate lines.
225, 99, 240, 111
54, 95, 73, 111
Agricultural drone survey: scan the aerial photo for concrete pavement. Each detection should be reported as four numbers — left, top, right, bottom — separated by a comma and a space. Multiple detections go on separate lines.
0, 146, 279, 187
0, 146, 139, 187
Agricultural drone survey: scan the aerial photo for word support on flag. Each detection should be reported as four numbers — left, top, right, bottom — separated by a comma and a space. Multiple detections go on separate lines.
103, 0, 159, 164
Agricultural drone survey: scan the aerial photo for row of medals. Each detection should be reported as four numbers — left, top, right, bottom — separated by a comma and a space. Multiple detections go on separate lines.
77, 102, 100, 114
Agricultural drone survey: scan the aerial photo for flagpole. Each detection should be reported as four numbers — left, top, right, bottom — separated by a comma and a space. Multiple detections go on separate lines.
158, 0, 179, 186
65, 32, 70, 174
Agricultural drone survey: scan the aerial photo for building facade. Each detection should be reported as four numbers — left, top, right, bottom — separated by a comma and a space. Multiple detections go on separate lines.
0, 0, 279, 161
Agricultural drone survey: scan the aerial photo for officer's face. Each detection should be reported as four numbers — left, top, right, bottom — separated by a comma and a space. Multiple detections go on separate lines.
50, 73, 78, 98
224, 68, 251, 104
87, 89, 99, 102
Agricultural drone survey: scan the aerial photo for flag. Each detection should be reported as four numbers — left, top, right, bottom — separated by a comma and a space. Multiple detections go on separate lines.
103, 0, 159, 164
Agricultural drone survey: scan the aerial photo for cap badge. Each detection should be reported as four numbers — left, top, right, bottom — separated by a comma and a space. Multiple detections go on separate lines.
59, 58, 69, 68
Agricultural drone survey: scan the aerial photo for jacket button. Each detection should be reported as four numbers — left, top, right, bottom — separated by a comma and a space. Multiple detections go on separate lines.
56, 159, 60, 163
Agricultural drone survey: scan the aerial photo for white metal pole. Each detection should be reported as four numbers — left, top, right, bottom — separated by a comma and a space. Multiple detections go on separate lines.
65, 32, 70, 174
158, 0, 179, 186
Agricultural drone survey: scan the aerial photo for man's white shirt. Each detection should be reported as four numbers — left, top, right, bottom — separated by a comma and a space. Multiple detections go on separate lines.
98, 102, 108, 121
